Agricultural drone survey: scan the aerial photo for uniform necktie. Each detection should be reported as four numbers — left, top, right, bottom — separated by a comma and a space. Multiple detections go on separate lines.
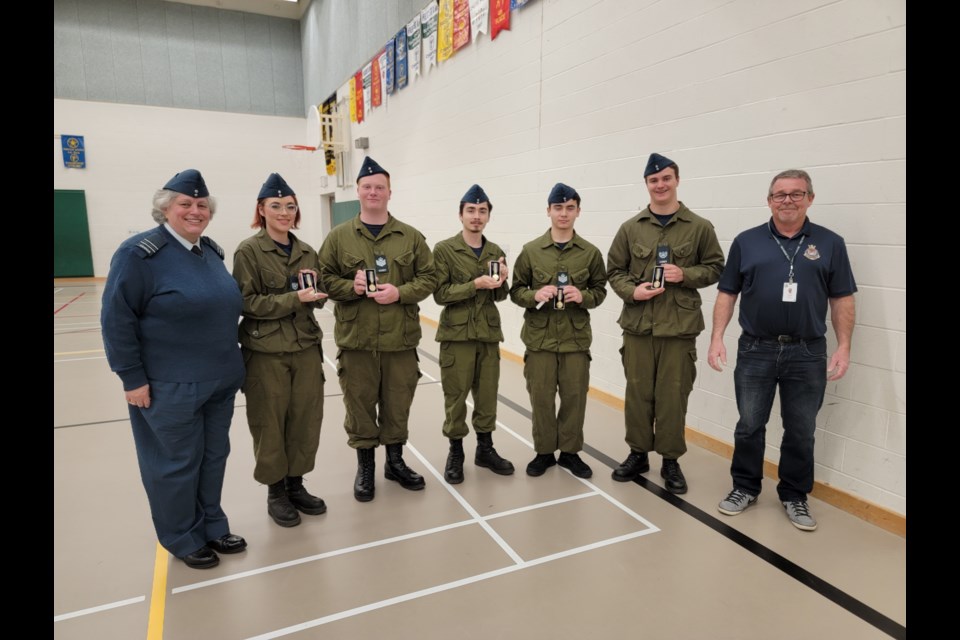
191, 245, 203, 257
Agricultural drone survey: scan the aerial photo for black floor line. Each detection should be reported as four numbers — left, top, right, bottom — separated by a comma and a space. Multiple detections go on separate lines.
418, 348, 906, 640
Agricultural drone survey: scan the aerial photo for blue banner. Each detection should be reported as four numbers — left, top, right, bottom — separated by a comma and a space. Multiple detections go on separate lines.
61, 135, 85, 169
395, 27, 408, 90
385, 37, 396, 94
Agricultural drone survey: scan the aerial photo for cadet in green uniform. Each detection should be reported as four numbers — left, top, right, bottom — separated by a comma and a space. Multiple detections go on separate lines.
606, 153, 725, 493
433, 184, 514, 484
509, 183, 608, 479
317, 157, 437, 502
233, 173, 328, 527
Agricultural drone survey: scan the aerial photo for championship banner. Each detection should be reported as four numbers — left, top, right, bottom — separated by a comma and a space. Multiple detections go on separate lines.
385, 36, 396, 94
321, 95, 337, 176
490, 0, 510, 40
376, 49, 387, 106
349, 76, 358, 123
362, 61, 372, 117
395, 27, 408, 90
371, 52, 383, 107
354, 71, 364, 122
61, 135, 85, 169
453, 0, 470, 51
437, 0, 454, 62
421, 2, 438, 73
469, 0, 488, 41
407, 13, 422, 79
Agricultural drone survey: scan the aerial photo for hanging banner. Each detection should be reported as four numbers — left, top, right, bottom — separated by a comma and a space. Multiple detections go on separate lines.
437, 0, 454, 62
362, 61, 372, 117
61, 135, 85, 169
371, 51, 383, 107
385, 36, 396, 94
395, 27, 408, 90
377, 50, 388, 106
407, 14, 422, 80
321, 95, 337, 176
354, 71, 364, 122
469, 0, 488, 41
421, 2, 438, 73
349, 76, 357, 123
490, 0, 510, 40
453, 0, 471, 51
511, 0, 530, 8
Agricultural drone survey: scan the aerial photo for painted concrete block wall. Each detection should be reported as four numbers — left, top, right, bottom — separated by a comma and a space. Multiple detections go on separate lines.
53, 99, 326, 276
312, 0, 905, 514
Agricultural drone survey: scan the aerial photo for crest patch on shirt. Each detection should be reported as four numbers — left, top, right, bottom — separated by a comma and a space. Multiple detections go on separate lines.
803, 245, 820, 260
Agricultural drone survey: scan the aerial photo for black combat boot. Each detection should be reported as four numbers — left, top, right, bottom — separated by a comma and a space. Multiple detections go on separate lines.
267, 480, 301, 527
661, 458, 688, 494
354, 447, 376, 502
285, 476, 327, 515
444, 438, 465, 484
611, 451, 650, 482
475, 431, 515, 475
384, 443, 426, 490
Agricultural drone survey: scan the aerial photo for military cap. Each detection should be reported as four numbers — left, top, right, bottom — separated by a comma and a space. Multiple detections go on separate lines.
547, 182, 580, 205
644, 153, 676, 178
163, 169, 209, 198
258, 173, 296, 199
357, 156, 390, 181
461, 184, 491, 205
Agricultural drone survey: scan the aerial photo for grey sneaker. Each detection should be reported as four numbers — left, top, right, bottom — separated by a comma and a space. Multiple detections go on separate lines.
782, 500, 818, 531
718, 489, 758, 516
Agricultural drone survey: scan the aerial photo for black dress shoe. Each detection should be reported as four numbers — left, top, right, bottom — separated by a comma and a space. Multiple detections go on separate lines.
208, 533, 247, 554
558, 452, 593, 478
612, 451, 650, 482
525, 453, 557, 477
661, 458, 688, 494
181, 546, 219, 569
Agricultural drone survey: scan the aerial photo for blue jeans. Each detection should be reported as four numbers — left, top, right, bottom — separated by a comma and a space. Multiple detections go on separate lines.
731, 334, 827, 502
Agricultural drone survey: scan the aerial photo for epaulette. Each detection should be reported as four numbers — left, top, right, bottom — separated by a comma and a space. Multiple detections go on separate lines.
201, 236, 225, 260
135, 232, 168, 258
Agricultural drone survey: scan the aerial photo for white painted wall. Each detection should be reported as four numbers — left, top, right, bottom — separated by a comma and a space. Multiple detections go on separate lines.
53, 99, 328, 275
320, 0, 906, 514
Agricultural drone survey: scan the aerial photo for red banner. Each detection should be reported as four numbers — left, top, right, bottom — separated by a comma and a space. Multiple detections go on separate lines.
371, 52, 383, 107
490, 0, 510, 40
453, 0, 471, 51
354, 71, 364, 123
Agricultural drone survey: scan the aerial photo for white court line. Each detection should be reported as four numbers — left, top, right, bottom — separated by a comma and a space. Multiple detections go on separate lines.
54, 356, 107, 363
480, 491, 597, 521
54, 595, 145, 622
245, 527, 657, 640
172, 520, 475, 594
54, 288, 63, 294
405, 443, 524, 565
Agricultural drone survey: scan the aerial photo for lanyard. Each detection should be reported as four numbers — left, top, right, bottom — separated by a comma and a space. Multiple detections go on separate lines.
769, 221, 805, 284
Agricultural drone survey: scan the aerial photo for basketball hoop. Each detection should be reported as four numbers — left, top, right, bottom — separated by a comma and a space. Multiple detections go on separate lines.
282, 105, 323, 152
282, 144, 317, 151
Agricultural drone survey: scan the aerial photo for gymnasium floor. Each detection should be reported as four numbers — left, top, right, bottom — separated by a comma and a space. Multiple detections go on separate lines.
54, 280, 906, 640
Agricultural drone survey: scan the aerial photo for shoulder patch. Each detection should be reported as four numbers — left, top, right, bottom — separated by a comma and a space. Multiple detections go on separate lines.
201, 236, 225, 259
135, 233, 168, 258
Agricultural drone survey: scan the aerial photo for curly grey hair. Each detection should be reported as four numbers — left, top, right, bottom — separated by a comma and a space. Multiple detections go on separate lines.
151, 189, 218, 224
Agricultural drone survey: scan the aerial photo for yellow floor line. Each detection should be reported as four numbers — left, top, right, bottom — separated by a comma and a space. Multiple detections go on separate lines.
54, 349, 104, 356
146, 543, 169, 640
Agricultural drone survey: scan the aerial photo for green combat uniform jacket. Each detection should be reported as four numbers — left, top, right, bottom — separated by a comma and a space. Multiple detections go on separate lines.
233, 229, 325, 353
606, 203, 724, 338
432, 233, 507, 343
318, 214, 437, 351
509, 230, 608, 352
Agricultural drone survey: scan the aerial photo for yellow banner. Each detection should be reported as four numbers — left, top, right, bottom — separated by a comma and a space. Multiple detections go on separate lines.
438, 0, 454, 62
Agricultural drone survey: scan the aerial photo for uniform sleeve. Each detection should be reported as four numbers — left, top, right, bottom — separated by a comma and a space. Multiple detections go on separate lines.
100, 248, 152, 391
493, 248, 509, 303
578, 248, 609, 310
432, 243, 477, 305
606, 224, 637, 302
681, 222, 725, 289
232, 242, 301, 319
717, 237, 743, 294
397, 233, 438, 305
509, 248, 538, 308
317, 230, 363, 302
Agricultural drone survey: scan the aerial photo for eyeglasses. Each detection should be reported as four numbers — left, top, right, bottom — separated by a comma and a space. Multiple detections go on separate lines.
769, 191, 808, 203
267, 203, 299, 213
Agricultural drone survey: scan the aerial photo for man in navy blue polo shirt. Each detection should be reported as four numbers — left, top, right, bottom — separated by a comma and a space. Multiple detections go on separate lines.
707, 169, 856, 531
